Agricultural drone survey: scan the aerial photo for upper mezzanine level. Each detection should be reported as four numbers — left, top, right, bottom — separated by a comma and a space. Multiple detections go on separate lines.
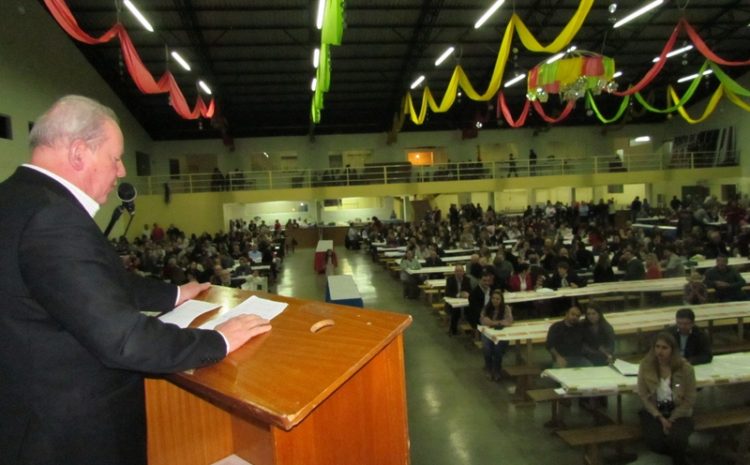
132, 151, 741, 203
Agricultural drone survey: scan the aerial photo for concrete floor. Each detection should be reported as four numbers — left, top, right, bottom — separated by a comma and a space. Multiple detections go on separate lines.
276, 246, 746, 465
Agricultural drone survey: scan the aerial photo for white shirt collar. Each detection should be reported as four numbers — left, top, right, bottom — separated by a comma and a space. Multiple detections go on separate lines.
23, 164, 100, 218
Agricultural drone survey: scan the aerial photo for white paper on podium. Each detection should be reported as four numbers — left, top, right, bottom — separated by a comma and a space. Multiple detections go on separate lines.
199, 295, 288, 330
158, 300, 220, 328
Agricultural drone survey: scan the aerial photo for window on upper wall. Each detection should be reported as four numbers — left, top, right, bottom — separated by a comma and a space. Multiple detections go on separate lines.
0, 114, 12, 140
329, 153, 343, 168
136, 151, 151, 176
407, 150, 433, 165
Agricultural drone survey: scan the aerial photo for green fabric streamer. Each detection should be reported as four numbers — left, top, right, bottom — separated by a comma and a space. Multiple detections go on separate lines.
586, 91, 631, 124
710, 62, 750, 97
311, 0, 346, 124
633, 61, 709, 113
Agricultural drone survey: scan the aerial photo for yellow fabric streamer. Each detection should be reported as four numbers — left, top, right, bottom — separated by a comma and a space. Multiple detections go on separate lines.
725, 87, 750, 112
401, 0, 593, 126
669, 85, 724, 124
512, 0, 594, 52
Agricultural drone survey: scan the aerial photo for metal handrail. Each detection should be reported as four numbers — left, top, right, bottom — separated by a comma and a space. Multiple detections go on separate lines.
132, 150, 739, 195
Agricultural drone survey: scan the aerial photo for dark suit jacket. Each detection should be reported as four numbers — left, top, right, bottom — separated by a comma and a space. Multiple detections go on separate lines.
669, 325, 713, 365
0, 167, 227, 465
546, 271, 587, 290
445, 274, 472, 298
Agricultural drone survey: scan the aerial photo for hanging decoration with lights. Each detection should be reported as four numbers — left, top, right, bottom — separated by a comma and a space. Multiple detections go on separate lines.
393, 0, 594, 129
310, 0, 346, 124
526, 52, 617, 103
43, 0, 214, 120
396, 8, 750, 134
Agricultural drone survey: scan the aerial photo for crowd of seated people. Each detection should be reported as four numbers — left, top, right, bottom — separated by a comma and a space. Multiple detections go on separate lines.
368, 196, 750, 314
116, 219, 287, 291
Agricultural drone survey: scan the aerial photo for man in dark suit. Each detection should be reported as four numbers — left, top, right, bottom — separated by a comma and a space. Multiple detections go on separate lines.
621, 250, 646, 281
545, 262, 586, 316
468, 271, 496, 329
0, 96, 272, 465
445, 265, 472, 335
669, 308, 713, 365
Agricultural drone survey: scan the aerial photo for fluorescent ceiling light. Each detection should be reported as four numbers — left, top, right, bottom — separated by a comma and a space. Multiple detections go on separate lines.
504, 74, 526, 88
198, 80, 212, 95
613, 0, 664, 29
313, 48, 320, 68
634, 136, 651, 143
311, 77, 317, 91
613, 71, 623, 78
123, 0, 154, 32
410, 75, 425, 89
546, 45, 576, 64
652, 45, 694, 62
677, 69, 712, 83
474, 0, 506, 29
170, 51, 191, 71
316, 0, 325, 30
435, 47, 455, 67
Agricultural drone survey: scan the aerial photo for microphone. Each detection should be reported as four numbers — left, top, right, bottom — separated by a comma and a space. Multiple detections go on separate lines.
104, 182, 137, 238
117, 182, 137, 214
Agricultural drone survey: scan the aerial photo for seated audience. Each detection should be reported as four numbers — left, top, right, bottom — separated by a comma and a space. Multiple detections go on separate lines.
645, 253, 663, 279
399, 250, 422, 299
703, 256, 746, 301
468, 271, 495, 329
683, 270, 708, 305
661, 246, 685, 278
582, 306, 615, 366
668, 308, 712, 365
479, 290, 513, 381
593, 253, 616, 283
445, 265, 472, 336
621, 250, 646, 281
507, 263, 534, 292
546, 306, 591, 368
638, 332, 696, 465
546, 261, 586, 290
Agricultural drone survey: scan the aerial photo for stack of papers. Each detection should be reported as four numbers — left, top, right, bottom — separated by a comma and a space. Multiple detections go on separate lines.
159, 295, 287, 329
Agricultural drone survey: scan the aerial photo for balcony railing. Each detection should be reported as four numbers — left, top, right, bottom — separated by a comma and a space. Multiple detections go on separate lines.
133, 151, 738, 195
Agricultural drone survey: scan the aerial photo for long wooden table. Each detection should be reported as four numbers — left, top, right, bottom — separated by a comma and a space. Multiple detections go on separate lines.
145, 286, 412, 465
442, 272, 750, 307
543, 351, 750, 396
479, 301, 750, 364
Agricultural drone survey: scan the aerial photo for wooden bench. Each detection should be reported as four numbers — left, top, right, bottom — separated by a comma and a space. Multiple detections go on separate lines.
528, 388, 565, 428
557, 424, 641, 465
558, 406, 750, 465
503, 365, 542, 403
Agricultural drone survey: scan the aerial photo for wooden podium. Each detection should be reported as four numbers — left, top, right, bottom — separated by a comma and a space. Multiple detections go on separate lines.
145, 287, 412, 465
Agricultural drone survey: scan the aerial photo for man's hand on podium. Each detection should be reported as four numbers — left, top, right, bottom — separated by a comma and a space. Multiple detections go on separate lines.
177, 281, 212, 306
216, 314, 272, 353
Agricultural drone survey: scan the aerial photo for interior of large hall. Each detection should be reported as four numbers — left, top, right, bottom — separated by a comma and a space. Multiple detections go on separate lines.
3, 1, 750, 464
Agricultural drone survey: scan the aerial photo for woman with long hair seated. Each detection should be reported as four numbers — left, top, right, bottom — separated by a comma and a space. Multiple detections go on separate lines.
479, 289, 513, 381
582, 306, 615, 366
638, 332, 696, 465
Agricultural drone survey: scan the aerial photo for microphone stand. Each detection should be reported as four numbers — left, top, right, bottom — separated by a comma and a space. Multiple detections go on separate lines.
103, 202, 135, 239
123, 210, 135, 237
103, 205, 125, 238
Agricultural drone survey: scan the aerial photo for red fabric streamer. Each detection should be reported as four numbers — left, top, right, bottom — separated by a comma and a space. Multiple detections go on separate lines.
497, 93, 531, 128
531, 100, 576, 123
611, 22, 681, 97
681, 18, 750, 66
44, 0, 214, 120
